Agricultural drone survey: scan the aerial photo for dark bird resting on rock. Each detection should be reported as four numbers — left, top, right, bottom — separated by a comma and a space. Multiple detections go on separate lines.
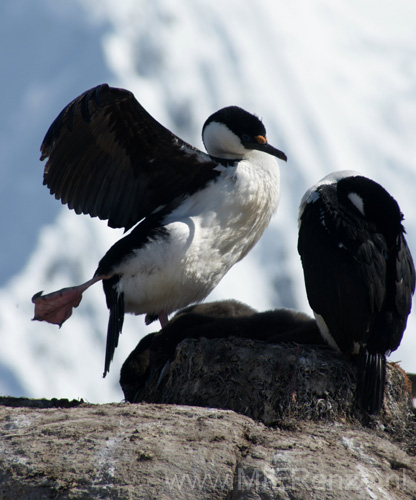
32, 84, 287, 376
298, 171, 415, 414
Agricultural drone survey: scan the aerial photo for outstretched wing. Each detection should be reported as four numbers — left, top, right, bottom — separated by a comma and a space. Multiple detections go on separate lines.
41, 84, 220, 231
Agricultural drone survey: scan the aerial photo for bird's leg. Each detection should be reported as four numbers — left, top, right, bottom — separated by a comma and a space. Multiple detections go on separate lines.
158, 312, 169, 329
32, 274, 112, 327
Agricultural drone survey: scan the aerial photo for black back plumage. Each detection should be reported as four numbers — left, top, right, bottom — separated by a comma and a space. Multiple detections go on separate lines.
298, 174, 415, 413
40, 84, 220, 231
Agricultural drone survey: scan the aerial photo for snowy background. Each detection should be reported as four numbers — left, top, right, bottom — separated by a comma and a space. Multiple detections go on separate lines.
1, 0, 415, 403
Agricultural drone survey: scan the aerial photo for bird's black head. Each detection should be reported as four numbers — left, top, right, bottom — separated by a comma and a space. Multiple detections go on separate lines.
202, 106, 287, 161
337, 175, 404, 243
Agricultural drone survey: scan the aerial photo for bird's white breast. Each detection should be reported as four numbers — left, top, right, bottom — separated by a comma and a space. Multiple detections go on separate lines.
116, 151, 281, 316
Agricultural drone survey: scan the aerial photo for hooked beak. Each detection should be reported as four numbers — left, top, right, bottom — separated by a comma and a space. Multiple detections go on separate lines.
243, 135, 287, 162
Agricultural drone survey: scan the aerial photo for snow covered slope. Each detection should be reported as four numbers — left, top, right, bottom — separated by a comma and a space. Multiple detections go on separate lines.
1, 0, 415, 403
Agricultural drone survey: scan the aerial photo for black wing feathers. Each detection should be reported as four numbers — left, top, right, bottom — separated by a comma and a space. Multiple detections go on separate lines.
395, 233, 416, 319
298, 190, 377, 353
298, 182, 414, 354
41, 84, 219, 231
298, 177, 415, 414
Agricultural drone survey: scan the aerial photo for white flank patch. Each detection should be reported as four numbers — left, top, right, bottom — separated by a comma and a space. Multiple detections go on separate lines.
348, 192, 365, 215
314, 313, 340, 352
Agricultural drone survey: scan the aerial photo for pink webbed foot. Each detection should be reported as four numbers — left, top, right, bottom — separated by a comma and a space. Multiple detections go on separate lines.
32, 275, 109, 327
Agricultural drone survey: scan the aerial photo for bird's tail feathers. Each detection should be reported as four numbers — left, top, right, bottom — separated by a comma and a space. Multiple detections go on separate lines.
356, 348, 386, 415
103, 288, 125, 378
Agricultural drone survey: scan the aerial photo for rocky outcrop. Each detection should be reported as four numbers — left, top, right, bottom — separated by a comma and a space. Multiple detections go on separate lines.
0, 400, 415, 500
1, 302, 415, 499
121, 302, 413, 433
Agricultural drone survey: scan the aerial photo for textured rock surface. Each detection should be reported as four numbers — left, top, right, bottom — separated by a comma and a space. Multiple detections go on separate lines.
0, 401, 415, 500
2, 308, 415, 499
123, 336, 414, 432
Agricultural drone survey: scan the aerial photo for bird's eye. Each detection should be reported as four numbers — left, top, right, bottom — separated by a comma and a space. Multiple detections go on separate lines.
242, 134, 251, 143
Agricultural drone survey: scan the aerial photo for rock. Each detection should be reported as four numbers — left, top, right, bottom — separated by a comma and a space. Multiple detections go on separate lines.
0, 401, 415, 500
120, 303, 413, 432
120, 302, 324, 406
128, 336, 414, 431
2, 302, 414, 498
